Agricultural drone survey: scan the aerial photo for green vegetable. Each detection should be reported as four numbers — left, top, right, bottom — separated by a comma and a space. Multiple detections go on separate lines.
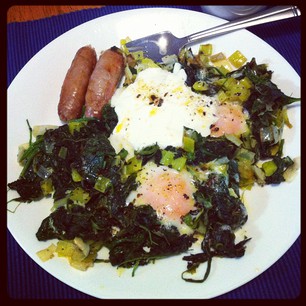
40, 178, 53, 196
262, 160, 277, 176
71, 168, 82, 182
69, 187, 91, 206
160, 150, 175, 166
228, 50, 247, 68
8, 46, 299, 283
124, 156, 142, 175
199, 44, 213, 56
183, 135, 195, 153
181, 173, 250, 282
171, 156, 187, 171
94, 176, 112, 193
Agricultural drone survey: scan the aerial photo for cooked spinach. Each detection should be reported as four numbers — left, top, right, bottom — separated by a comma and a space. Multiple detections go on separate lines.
8, 52, 299, 283
181, 173, 250, 282
182, 223, 250, 283
230, 58, 299, 159
8, 175, 44, 202
179, 51, 300, 161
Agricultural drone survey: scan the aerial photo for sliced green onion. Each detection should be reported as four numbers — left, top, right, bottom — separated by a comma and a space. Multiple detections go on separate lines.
217, 90, 228, 102
228, 83, 250, 102
239, 77, 252, 89
222, 77, 237, 90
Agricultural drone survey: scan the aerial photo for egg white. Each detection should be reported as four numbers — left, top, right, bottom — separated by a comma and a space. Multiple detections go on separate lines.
109, 67, 218, 159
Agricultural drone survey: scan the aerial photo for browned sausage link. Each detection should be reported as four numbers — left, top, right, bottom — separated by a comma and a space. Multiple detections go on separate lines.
58, 46, 97, 122
84, 46, 125, 118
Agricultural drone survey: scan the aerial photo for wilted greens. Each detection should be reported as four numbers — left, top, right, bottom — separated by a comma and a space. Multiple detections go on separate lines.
8, 47, 299, 283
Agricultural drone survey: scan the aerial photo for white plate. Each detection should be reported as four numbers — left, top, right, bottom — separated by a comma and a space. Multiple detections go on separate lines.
7, 8, 301, 299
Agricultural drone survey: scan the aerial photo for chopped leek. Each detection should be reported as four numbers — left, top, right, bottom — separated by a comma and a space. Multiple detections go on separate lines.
199, 44, 213, 56
160, 150, 175, 166
210, 52, 226, 62
131, 50, 144, 60
228, 50, 247, 68
172, 156, 187, 171
68, 121, 86, 135
71, 168, 82, 182
124, 156, 142, 175
262, 160, 278, 176
225, 134, 243, 147
183, 136, 195, 153
40, 178, 53, 196
192, 81, 209, 91
69, 187, 90, 205
58, 146, 68, 159
36, 243, 57, 262
94, 176, 112, 193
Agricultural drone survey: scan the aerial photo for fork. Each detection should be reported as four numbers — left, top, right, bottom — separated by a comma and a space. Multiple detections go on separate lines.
125, 6, 300, 62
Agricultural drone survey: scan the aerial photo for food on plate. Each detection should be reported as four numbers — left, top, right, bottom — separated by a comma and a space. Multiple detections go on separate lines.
84, 47, 125, 118
128, 161, 198, 235
109, 66, 248, 159
8, 40, 300, 283
58, 46, 97, 122
210, 102, 248, 137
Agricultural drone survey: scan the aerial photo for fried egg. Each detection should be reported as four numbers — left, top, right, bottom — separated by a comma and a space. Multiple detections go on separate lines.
210, 102, 248, 137
127, 161, 197, 235
109, 67, 219, 158
109, 66, 248, 234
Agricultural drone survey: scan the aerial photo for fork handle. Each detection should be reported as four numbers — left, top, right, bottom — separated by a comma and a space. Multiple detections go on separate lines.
185, 6, 300, 46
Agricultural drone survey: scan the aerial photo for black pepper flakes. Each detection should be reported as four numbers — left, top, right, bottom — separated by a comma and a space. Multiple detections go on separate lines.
149, 94, 164, 107
183, 193, 189, 200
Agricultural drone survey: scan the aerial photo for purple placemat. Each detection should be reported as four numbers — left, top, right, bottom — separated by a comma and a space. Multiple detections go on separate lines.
7, 5, 301, 299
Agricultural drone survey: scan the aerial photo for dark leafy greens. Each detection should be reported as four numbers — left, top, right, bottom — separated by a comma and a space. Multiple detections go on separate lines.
8, 50, 299, 283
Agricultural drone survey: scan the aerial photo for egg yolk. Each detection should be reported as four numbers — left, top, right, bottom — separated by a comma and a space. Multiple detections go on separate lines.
134, 164, 196, 223
210, 102, 248, 137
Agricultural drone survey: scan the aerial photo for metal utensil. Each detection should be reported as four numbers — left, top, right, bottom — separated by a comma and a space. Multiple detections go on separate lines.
125, 6, 300, 62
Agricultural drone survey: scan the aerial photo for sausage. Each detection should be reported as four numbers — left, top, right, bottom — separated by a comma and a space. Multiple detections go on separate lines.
58, 46, 97, 122
84, 46, 125, 118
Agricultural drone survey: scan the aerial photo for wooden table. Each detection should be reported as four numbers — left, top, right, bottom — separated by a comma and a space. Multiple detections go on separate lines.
7, 5, 104, 23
